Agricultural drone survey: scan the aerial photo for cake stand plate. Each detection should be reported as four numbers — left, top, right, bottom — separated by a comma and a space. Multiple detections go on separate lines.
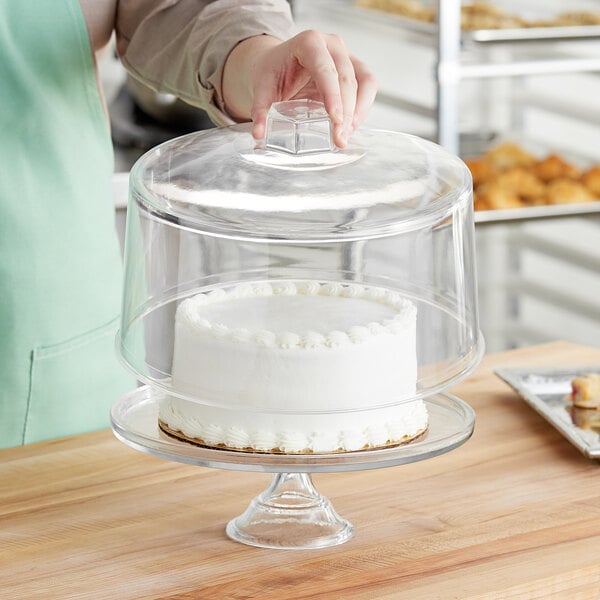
111, 386, 475, 549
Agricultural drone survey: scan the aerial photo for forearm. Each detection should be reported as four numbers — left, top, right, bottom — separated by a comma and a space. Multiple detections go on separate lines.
115, 0, 296, 125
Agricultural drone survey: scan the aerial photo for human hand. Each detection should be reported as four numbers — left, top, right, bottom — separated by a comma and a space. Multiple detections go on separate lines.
222, 30, 378, 148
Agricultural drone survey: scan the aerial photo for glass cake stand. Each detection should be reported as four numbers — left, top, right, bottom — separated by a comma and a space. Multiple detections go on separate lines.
111, 386, 475, 550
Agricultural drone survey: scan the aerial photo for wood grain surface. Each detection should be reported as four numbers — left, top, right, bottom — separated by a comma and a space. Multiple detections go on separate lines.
1, 341, 599, 599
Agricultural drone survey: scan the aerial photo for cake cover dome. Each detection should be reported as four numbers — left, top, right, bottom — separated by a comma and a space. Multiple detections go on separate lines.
119, 100, 483, 409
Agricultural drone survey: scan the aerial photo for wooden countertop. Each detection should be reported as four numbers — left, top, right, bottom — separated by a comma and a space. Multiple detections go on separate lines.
1, 341, 599, 599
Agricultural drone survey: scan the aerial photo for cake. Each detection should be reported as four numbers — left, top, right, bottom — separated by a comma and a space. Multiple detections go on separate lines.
158, 280, 427, 453
570, 373, 600, 409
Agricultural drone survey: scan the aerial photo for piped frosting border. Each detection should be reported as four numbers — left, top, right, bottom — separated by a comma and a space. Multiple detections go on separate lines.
176, 281, 416, 350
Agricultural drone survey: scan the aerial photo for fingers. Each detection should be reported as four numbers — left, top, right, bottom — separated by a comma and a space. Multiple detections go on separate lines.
246, 31, 377, 147
322, 34, 358, 147
290, 31, 377, 147
349, 55, 378, 132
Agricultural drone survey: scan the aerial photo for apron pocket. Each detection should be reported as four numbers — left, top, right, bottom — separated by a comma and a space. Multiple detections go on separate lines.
24, 317, 134, 444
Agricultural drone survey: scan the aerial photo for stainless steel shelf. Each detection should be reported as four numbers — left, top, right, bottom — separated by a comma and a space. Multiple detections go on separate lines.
474, 203, 600, 224
468, 25, 600, 44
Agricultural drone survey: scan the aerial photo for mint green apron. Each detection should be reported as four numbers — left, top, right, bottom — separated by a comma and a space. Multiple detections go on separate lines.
0, 0, 134, 448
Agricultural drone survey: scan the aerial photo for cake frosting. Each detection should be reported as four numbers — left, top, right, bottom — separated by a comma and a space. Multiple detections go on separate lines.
159, 280, 427, 453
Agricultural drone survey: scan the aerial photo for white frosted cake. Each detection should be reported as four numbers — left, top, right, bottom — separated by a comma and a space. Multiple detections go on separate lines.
159, 281, 427, 453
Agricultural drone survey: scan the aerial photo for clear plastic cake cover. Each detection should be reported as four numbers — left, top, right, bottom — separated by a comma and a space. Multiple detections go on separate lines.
118, 100, 484, 414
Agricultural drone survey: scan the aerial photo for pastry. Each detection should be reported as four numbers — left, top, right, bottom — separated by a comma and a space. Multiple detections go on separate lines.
492, 168, 546, 200
544, 179, 595, 204
464, 157, 498, 188
570, 373, 600, 409
532, 154, 581, 183
483, 142, 536, 170
552, 12, 600, 27
461, 2, 525, 30
474, 182, 524, 210
569, 406, 600, 431
581, 166, 600, 198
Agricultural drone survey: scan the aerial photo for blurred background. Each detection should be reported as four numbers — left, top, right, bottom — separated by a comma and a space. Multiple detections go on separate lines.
101, 0, 600, 353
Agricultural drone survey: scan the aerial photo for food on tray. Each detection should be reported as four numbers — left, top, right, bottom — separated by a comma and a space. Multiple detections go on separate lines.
466, 142, 600, 211
355, 0, 600, 30
482, 142, 536, 170
581, 166, 600, 197
463, 157, 499, 188
159, 281, 428, 454
568, 373, 600, 430
494, 169, 546, 200
544, 179, 595, 205
355, 0, 434, 22
474, 181, 522, 210
536, 11, 600, 27
569, 406, 600, 431
570, 373, 600, 409
532, 154, 581, 182
460, 2, 525, 30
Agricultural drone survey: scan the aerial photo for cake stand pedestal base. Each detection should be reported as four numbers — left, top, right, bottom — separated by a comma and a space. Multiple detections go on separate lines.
226, 472, 354, 549
111, 388, 476, 550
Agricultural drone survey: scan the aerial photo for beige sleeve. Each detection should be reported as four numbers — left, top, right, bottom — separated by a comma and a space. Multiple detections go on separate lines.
115, 0, 297, 126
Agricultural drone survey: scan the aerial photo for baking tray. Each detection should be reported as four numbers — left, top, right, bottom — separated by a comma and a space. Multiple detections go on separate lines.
466, 135, 600, 224
496, 365, 600, 459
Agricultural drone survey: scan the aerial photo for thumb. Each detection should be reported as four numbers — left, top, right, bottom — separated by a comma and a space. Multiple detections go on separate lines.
251, 100, 270, 141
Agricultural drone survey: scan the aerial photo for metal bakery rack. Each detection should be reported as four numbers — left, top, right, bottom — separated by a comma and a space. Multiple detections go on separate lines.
291, 1, 600, 352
